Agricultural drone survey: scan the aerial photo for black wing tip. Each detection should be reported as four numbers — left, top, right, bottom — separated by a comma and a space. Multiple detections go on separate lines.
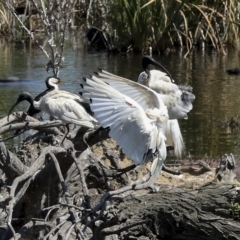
94, 71, 100, 76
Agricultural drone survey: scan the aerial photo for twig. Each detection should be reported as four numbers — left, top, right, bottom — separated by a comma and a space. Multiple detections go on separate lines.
43, 219, 68, 240
60, 203, 85, 212
48, 152, 70, 204
1, 0, 77, 76
86, 0, 93, 29
71, 149, 91, 197
44, 205, 60, 222
65, 222, 77, 240
76, 222, 90, 239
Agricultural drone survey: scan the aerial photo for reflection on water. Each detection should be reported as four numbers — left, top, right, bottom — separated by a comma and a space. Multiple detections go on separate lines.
1, 39, 240, 159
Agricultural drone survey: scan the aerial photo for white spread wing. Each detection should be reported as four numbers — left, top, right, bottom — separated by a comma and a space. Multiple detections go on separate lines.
80, 76, 160, 165
92, 69, 163, 111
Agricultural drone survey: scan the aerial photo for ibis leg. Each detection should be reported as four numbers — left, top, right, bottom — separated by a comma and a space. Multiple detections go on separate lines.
60, 124, 70, 145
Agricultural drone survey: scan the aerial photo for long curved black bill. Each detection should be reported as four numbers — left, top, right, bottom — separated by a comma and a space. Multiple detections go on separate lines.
142, 55, 174, 83
7, 101, 20, 122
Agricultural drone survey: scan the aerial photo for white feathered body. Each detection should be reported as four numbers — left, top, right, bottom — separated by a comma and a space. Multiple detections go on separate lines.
138, 69, 195, 120
138, 69, 195, 158
138, 70, 178, 93
34, 90, 97, 129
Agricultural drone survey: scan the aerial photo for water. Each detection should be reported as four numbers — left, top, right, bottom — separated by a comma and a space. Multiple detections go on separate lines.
1, 39, 240, 159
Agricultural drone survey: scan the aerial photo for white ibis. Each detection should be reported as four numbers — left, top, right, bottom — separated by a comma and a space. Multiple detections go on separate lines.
138, 56, 196, 158
8, 89, 98, 143
138, 55, 195, 120
80, 75, 169, 189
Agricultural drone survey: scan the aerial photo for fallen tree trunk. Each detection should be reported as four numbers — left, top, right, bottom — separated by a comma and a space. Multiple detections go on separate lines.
97, 183, 240, 240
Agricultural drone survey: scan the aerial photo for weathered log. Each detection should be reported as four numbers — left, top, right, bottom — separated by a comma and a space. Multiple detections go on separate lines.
96, 183, 240, 240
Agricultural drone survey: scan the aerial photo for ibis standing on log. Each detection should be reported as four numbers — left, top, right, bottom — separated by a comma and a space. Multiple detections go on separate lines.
80, 74, 169, 189
8, 80, 98, 143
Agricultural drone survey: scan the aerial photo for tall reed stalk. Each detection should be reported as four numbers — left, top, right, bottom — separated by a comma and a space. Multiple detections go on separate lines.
0, 2, 11, 35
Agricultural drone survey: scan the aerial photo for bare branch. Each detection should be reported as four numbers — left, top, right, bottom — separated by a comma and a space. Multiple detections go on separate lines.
7, 146, 66, 238
49, 152, 71, 204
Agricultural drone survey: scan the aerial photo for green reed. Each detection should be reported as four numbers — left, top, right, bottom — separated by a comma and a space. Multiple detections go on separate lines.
107, 0, 240, 54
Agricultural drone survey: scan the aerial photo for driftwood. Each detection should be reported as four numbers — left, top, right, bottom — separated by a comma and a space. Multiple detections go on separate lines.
0, 112, 239, 240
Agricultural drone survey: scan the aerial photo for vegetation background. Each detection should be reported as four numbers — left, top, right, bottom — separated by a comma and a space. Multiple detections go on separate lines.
0, 0, 239, 57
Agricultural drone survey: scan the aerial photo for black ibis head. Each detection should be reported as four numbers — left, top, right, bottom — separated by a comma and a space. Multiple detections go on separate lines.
8, 92, 34, 122
142, 55, 174, 83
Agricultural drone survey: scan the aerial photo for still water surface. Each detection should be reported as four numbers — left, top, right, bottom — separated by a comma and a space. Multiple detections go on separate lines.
1, 40, 240, 159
